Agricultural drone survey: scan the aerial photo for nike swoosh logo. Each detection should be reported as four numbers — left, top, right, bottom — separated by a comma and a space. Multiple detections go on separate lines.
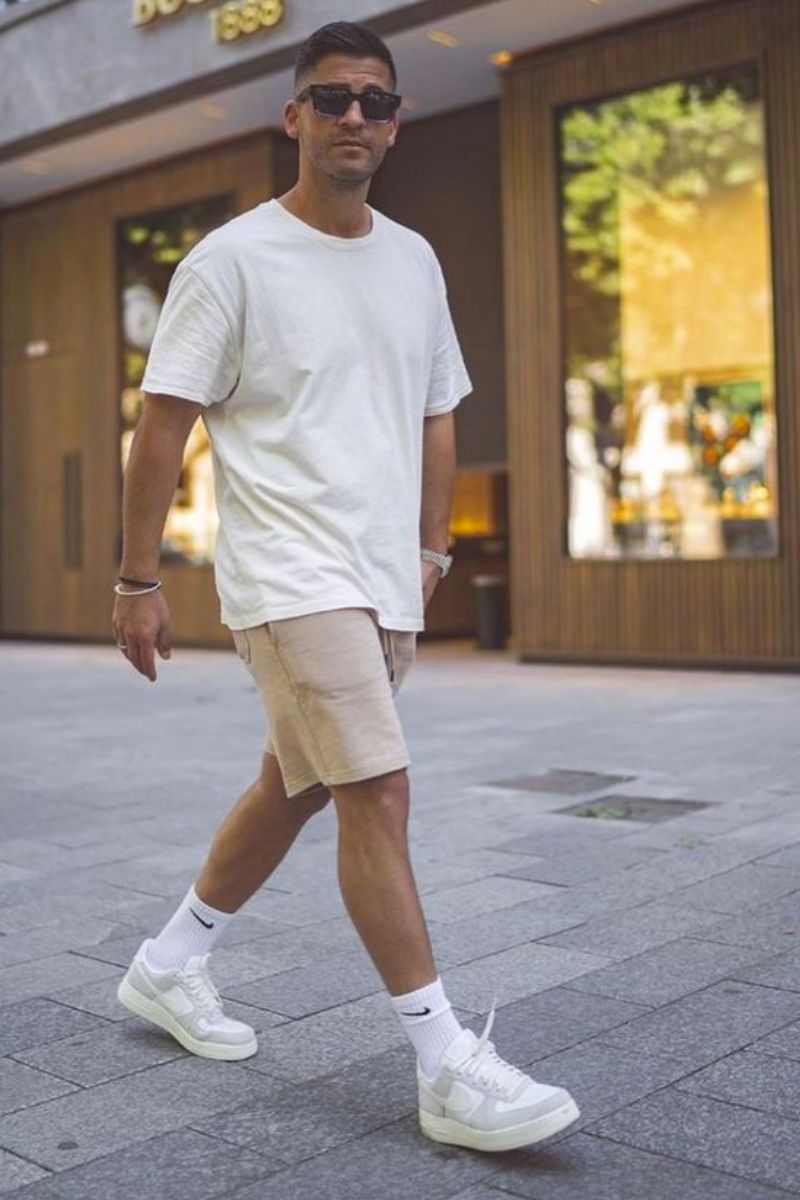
400, 1006, 431, 1017
189, 908, 214, 929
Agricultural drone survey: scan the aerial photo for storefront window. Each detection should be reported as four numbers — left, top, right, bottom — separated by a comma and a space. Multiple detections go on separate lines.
558, 68, 777, 559
117, 194, 233, 565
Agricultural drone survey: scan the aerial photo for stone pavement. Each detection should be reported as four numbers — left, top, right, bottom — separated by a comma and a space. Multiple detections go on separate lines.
1, 636, 799, 1199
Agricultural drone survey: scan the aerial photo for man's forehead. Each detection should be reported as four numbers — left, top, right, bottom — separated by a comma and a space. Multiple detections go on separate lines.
310, 54, 394, 87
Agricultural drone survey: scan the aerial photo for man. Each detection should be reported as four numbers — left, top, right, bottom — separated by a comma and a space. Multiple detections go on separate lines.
112, 21, 579, 1153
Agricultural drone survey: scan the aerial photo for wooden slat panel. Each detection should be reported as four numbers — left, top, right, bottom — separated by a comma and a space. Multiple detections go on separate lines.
1, 134, 272, 645
503, 0, 798, 667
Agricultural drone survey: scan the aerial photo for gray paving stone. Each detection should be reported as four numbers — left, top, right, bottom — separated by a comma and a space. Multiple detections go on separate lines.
0, 999, 108, 1056
539, 899, 720, 961
532, 1040, 690, 1128
0, 918, 123, 970
494, 817, 638, 860
0, 1059, 76, 1116
0, 1147, 49, 1195
564, 937, 770, 1006
500, 844, 666, 887
695, 892, 800, 953
12, 1020, 189, 1086
220, 1113, 494, 1200
484, 987, 650, 1068
215, 918, 364, 974
666, 864, 800, 915
239, 992, 409, 1083
441, 943, 610, 1013
591, 1088, 800, 1193
731, 946, 800, 992
759, 844, 800, 870
751, 1019, 800, 1063
0, 954, 122, 1008
0, 1127, 280, 1200
0, 1057, 283, 1170
195, 1043, 417, 1163
489, 1130, 791, 1200
443, 1187, 522, 1200
228, 949, 382, 1017
427, 898, 591, 966
599, 981, 800, 1067
676, 1048, 800, 1120
416, 877, 561, 925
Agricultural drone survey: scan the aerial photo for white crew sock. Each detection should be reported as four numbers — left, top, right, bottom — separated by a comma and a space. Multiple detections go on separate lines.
145, 884, 234, 971
390, 976, 464, 1079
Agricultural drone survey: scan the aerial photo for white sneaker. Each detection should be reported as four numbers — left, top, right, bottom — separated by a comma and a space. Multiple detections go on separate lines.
418, 1007, 579, 1152
117, 939, 258, 1061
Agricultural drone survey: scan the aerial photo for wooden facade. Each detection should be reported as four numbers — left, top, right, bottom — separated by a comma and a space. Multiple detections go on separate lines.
501, 0, 800, 668
0, 135, 272, 647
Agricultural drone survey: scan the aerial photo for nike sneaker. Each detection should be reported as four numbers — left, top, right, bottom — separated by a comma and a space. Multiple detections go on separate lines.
117, 939, 257, 1061
418, 1006, 579, 1151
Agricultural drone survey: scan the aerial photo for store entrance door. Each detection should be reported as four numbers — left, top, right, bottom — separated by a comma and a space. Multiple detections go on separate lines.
1, 351, 89, 637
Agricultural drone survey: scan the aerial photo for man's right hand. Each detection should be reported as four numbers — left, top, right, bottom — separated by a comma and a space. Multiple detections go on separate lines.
112, 590, 173, 682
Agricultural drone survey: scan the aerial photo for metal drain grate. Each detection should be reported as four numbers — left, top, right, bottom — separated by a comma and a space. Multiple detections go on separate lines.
560, 794, 712, 824
483, 769, 636, 795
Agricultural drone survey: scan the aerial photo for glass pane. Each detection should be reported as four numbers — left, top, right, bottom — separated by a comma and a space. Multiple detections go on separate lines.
117, 194, 233, 566
558, 68, 777, 560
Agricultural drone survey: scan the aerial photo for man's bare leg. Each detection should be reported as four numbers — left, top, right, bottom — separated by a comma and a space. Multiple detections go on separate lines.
331, 767, 435, 994
194, 750, 331, 913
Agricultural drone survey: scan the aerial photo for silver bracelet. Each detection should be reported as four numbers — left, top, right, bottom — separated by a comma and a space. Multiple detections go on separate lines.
113, 580, 163, 596
421, 548, 453, 578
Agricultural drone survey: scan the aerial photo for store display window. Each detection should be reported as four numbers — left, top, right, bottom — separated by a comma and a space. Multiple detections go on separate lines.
117, 194, 233, 565
557, 67, 777, 559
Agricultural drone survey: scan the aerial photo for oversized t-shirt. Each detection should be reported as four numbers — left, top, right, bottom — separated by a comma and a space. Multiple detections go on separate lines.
141, 198, 472, 632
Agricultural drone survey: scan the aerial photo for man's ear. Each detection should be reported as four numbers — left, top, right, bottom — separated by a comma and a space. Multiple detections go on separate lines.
386, 115, 400, 149
283, 99, 300, 142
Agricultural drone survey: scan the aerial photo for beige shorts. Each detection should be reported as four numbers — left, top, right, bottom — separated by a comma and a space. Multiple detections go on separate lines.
231, 607, 417, 799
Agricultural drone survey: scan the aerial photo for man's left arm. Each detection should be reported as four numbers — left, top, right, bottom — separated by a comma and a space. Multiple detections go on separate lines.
420, 410, 457, 608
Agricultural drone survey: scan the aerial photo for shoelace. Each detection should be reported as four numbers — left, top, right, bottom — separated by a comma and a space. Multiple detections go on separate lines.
459, 1003, 529, 1096
177, 959, 224, 1018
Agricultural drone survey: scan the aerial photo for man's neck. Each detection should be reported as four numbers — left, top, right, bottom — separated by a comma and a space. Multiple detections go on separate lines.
278, 181, 372, 239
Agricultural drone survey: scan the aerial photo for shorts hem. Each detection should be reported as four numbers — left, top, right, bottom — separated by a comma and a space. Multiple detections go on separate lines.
285, 753, 410, 798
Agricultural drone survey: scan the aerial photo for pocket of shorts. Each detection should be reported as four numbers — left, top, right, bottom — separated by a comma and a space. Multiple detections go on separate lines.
232, 629, 252, 666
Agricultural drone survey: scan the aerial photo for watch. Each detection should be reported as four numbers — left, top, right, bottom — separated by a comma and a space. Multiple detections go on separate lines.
421, 548, 453, 578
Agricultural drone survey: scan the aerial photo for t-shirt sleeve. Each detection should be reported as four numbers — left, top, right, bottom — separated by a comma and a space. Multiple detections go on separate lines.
425, 256, 473, 417
141, 263, 241, 407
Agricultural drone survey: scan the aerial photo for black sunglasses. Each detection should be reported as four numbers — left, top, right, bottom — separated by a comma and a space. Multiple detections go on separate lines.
295, 84, 402, 124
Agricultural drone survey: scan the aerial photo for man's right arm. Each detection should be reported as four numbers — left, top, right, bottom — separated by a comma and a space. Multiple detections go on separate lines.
112, 392, 202, 682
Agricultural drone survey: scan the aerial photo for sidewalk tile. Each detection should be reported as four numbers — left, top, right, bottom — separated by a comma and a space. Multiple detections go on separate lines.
489, 1130, 791, 1199
564, 937, 770, 1006
0, 1058, 283, 1170
0, 1059, 76, 1116
0, 999, 108, 1056
591, 1089, 800, 1193
0, 1128, 280, 1200
219, 1114, 493, 1200
442, 943, 610, 1013
676, 1048, 800, 1119
598, 980, 800, 1066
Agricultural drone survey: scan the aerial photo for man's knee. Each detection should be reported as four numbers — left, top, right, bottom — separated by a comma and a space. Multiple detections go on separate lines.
258, 752, 331, 816
332, 768, 410, 830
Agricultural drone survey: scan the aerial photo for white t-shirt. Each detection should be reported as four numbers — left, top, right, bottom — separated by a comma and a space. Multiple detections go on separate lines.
141, 198, 472, 632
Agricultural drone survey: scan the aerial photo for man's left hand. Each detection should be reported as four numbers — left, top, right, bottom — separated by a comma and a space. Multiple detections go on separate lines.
422, 558, 443, 609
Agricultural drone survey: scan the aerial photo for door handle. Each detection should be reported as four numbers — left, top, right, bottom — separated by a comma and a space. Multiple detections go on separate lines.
63, 450, 83, 569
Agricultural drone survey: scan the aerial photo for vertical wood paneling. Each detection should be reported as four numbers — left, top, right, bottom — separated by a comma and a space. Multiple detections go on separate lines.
1, 135, 272, 644
503, 0, 798, 667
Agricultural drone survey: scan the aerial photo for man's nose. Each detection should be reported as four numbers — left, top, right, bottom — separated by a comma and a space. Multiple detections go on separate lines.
339, 98, 367, 127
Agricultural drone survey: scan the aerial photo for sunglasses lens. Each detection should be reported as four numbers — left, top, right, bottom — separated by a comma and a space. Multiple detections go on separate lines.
310, 87, 400, 122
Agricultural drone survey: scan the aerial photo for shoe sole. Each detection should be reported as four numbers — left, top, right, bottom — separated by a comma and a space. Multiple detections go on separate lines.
117, 976, 258, 1062
420, 1096, 580, 1152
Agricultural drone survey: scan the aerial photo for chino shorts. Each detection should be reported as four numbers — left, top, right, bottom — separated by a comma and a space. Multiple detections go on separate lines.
231, 607, 417, 799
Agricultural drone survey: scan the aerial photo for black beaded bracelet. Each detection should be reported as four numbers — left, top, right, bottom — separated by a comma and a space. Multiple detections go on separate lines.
118, 575, 159, 588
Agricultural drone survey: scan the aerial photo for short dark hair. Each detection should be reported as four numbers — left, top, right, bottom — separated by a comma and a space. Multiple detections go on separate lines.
294, 21, 397, 91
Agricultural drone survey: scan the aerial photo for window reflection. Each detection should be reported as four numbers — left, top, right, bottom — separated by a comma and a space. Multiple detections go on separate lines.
559, 69, 777, 559
117, 195, 233, 565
